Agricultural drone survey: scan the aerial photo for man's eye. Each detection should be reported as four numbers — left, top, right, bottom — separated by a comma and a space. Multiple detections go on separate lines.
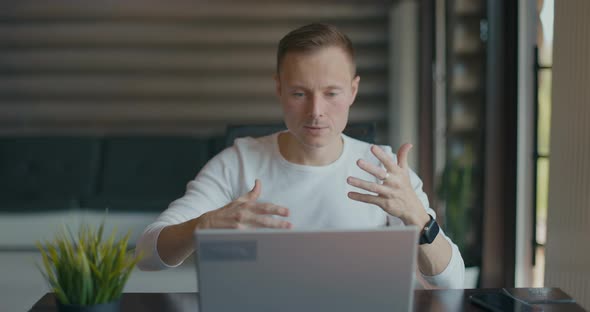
327, 92, 339, 97
292, 92, 305, 97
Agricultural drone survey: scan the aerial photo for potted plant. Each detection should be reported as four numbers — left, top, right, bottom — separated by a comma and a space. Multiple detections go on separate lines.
36, 222, 140, 312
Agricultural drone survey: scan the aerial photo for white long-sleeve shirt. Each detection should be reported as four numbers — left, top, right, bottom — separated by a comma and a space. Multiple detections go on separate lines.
136, 132, 465, 288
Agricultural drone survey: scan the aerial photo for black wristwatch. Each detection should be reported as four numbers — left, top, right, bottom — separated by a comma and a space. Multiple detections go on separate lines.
419, 214, 440, 245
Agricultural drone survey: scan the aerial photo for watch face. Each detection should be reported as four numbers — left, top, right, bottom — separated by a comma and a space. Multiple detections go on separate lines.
419, 216, 439, 245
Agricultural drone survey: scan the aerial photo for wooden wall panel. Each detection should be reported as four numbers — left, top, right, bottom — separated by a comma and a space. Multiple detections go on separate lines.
0, 0, 390, 139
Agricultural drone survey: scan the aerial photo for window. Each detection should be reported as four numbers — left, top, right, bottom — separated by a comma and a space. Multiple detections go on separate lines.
532, 0, 553, 288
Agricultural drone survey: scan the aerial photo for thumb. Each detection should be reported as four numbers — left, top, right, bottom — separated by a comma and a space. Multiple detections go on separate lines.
396, 143, 413, 169
238, 179, 261, 202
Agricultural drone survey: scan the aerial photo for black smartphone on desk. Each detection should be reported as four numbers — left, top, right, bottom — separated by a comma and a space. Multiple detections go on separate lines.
469, 292, 543, 312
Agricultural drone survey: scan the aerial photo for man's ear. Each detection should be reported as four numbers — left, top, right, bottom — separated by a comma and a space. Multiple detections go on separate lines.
350, 75, 361, 106
273, 73, 281, 97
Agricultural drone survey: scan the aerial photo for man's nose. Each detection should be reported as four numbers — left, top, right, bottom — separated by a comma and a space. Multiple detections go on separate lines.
307, 94, 324, 118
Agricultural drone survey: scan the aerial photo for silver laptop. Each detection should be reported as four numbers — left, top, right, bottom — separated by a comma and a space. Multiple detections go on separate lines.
194, 227, 419, 312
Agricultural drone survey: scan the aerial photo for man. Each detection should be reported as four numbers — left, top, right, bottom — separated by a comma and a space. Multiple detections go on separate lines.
136, 23, 465, 288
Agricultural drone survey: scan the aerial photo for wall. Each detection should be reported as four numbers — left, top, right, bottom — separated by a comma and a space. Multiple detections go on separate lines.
515, 0, 536, 287
545, 0, 590, 309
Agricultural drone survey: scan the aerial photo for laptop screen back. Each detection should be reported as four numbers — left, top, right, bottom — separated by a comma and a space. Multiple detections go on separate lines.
195, 227, 418, 312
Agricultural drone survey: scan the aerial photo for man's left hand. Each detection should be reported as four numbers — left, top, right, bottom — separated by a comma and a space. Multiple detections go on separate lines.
347, 143, 430, 227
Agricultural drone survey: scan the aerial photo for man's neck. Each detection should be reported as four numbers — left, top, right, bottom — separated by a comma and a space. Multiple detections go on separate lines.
278, 132, 344, 166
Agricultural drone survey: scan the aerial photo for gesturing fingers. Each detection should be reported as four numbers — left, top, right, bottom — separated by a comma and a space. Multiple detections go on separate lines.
251, 203, 290, 217
229, 202, 291, 229
347, 191, 385, 207
236, 179, 262, 202
247, 216, 292, 229
347, 176, 389, 195
230, 206, 292, 229
347, 144, 418, 219
396, 143, 413, 169
370, 145, 398, 173
356, 159, 389, 181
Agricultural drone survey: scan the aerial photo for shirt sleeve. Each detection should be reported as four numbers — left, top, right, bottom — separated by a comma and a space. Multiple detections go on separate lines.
385, 149, 466, 289
135, 147, 238, 271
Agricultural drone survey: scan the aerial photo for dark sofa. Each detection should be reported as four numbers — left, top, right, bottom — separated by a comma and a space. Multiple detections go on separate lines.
0, 135, 224, 213
0, 123, 375, 213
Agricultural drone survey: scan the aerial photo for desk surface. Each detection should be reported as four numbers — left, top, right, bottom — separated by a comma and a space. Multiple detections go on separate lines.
29, 288, 585, 312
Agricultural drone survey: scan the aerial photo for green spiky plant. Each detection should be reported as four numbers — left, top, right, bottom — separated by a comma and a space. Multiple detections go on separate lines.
36, 222, 141, 306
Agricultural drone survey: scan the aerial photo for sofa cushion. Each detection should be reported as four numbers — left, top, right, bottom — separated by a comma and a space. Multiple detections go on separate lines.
0, 137, 100, 211
86, 137, 209, 211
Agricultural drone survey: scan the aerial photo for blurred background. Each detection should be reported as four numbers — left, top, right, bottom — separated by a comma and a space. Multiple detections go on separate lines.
1, 0, 589, 310
0, 1, 391, 137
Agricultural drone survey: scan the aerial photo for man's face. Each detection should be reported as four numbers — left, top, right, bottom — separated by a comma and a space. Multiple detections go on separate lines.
275, 46, 360, 149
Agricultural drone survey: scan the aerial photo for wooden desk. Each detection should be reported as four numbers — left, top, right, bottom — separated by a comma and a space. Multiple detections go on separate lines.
29, 288, 585, 311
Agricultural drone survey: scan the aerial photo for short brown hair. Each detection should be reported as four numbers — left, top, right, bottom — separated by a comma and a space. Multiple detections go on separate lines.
276, 23, 356, 74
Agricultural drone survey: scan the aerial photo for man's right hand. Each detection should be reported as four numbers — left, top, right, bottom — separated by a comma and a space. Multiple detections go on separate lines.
196, 179, 292, 230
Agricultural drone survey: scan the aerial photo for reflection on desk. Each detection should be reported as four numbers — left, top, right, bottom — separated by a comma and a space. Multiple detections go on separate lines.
29, 288, 585, 312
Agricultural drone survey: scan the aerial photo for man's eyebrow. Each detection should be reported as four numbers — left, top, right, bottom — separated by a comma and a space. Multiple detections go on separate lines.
286, 84, 344, 90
